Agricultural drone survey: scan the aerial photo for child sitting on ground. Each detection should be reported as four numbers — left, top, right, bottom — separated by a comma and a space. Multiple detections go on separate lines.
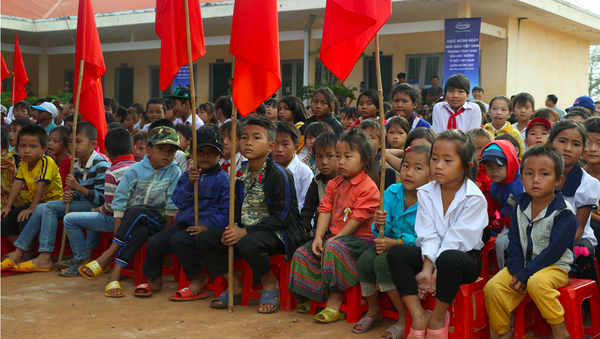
297, 122, 333, 174
289, 128, 379, 323
57, 129, 137, 277
484, 145, 577, 339
196, 117, 306, 313
138, 128, 230, 300
273, 121, 314, 211
481, 140, 524, 269
218, 121, 247, 175
523, 117, 551, 148
352, 145, 432, 338
79, 126, 181, 297
0, 125, 65, 269
359, 119, 396, 190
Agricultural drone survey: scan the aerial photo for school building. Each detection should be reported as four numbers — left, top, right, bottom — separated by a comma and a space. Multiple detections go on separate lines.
1, 0, 599, 108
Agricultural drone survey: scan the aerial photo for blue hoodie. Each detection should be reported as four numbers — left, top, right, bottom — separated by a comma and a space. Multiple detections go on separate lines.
111, 155, 181, 218
172, 163, 230, 229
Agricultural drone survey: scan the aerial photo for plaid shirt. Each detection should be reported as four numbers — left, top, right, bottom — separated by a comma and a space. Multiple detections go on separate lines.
1, 151, 16, 208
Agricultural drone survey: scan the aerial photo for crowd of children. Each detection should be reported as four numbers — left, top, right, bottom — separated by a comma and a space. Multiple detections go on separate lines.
2, 74, 600, 339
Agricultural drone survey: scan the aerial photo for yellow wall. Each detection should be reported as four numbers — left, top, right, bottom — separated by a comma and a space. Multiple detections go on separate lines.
3, 51, 40, 97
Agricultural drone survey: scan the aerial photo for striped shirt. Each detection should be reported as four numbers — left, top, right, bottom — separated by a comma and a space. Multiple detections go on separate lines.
73, 150, 110, 206
99, 155, 136, 214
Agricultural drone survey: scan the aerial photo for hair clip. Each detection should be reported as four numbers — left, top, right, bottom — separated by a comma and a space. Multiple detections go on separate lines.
405, 146, 411, 152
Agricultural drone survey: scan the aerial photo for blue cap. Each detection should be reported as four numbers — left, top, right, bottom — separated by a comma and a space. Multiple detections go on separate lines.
481, 144, 506, 166
567, 96, 595, 111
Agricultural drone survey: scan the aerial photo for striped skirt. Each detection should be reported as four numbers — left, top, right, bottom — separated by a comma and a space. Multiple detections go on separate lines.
288, 234, 374, 302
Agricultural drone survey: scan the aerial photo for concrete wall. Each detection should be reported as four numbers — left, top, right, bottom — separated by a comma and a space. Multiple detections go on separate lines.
2, 51, 40, 97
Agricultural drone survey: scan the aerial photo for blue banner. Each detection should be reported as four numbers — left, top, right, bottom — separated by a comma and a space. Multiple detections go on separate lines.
173, 65, 190, 91
444, 18, 481, 96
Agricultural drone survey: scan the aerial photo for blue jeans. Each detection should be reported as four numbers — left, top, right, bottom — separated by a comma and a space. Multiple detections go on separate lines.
14, 200, 95, 253
64, 212, 114, 261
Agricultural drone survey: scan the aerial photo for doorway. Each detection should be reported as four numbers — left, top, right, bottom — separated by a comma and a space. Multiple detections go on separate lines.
363, 56, 393, 100
209, 63, 232, 102
115, 67, 134, 107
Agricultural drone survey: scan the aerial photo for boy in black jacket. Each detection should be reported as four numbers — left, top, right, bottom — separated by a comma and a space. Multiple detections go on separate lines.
196, 117, 306, 313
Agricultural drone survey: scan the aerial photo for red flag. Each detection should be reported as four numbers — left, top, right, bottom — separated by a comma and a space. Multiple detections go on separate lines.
74, 0, 107, 152
155, 0, 205, 91
11, 35, 29, 104
320, 0, 391, 82
1, 54, 9, 93
230, 0, 281, 116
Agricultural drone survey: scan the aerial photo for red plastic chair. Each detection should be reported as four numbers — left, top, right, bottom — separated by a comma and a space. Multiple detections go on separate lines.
480, 237, 498, 281
177, 258, 245, 297
240, 254, 296, 312
309, 285, 368, 323
513, 278, 600, 339
110, 243, 179, 286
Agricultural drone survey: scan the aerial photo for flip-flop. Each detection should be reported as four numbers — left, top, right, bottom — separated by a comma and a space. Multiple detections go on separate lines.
381, 324, 405, 339
133, 283, 155, 297
257, 288, 280, 314
1, 259, 17, 270
57, 264, 82, 277
13, 260, 51, 272
425, 311, 450, 339
210, 291, 241, 309
105, 281, 124, 298
54, 258, 78, 270
314, 307, 347, 323
351, 316, 384, 333
78, 260, 108, 280
168, 287, 209, 301
296, 300, 311, 314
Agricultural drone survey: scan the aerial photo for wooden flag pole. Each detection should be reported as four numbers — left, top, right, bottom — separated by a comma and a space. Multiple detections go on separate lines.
58, 59, 85, 263
184, 0, 200, 229
228, 103, 238, 312
11, 76, 15, 105
374, 35, 386, 239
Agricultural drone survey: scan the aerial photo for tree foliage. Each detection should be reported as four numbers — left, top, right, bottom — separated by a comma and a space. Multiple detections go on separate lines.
590, 45, 600, 101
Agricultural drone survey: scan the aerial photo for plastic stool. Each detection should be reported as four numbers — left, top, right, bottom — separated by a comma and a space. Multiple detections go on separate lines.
240, 254, 296, 312
112, 244, 179, 285
480, 237, 498, 281
176, 260, 246, 297
309, 285, 368, 323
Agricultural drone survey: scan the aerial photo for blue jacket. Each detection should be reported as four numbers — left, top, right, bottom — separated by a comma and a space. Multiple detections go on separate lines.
371, 183, 418, 246
487, 140, 523, 228
111, 155, 181, 218
172, 163, 230, 229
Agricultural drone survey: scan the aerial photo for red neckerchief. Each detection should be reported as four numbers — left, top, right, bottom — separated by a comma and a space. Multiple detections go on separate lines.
445, 105, 465, 130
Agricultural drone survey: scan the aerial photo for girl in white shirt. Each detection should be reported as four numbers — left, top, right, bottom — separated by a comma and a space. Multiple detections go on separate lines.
387, 129, 488, 339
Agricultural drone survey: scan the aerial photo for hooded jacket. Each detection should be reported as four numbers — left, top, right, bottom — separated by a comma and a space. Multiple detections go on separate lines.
486, 140, 523, 230
476, 163, 495, 225
484, 122, 524, 158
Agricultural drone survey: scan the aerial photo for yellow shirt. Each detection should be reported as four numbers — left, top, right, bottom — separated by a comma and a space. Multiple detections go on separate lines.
15, 155, 63, 203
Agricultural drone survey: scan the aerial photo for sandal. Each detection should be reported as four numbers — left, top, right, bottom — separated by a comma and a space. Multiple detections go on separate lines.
382, 324, 405, 339
425, 311, 450, 339
296, 300, 311, 314
57, 265, 81, 277
78, 260, 108, 280
133, 283, 157, 297
210, 291, 241, 309
257, 288, 280, 314
54, 258, 78, 270
314, 307, 347, 323
105, 281, 124, 298
1, 259, 17, 270
407, 328, 426, 339
13, 260, 51, 272
351, 316, 383, 333
169, 287, 209, 301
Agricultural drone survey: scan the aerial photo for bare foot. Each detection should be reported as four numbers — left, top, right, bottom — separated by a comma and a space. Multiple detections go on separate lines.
80, 257, 110, 277
29, 256, 53, 270
258, 285, 279, 313
105, 271, 123, 297
135, 277, 163, 294
186, 273, 210, 295
410, 309, 431, 331
352, 309, 383, 331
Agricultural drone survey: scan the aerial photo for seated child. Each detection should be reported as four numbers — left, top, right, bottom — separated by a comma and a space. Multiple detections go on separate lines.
167, 87, 204, 129
78, 126, 181, 297
32, 102, 58, 134
175, 123, 193, 168
138, 128, 230, 299
532, 108, 560, 126
584, 117, 600, 260
218, 120, 247, 175
513, 92, 535, 143
386, 127, 436, 173
47, 126, 72, 187
300, 133, 339, 237
467, 128, 495, 225
353, 145, 432, 338
1, 127, 16, 209
277, 96, 307, 149
289, 128, 379, 323
196, 117, 306, 313
301, 88, 344, 134
64, 113, 81, 128
123, 109, 138, 133
264, 98, 278, 122
385, 117, 409, 150
0, 125, 64, 267
141, 98, 166, 131
339, 106, 359, 131
484, 145, 577, 339
57, 129, 136, 276
359, 119, 396, 190
484, 95, 524, 158
387, 130, 488, 338
8, 118, 34, 166
297, 122, 334, 174
524, 117, 551, 148
391, 83, 431, 131
431, 74, 481, 133
133, 131, 147, 162
481, 140, 524, 269
198, 102, 217, 125
273, 121, 313, 211
147, 118, 188, 173
348, 90, 387, 130
495, 133, 521, 158
11, 101, 31, 120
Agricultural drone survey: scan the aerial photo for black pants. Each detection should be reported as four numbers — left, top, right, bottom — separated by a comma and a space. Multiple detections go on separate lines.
387, 245, 481, 304
196, 228, 285, 286
574, 237, 598, 283
144, 223, 202, 279
113, 207, 165, 267
1, 203, 31, 236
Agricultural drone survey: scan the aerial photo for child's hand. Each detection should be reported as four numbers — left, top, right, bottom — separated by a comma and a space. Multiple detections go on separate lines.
416, 270, 433, 299
91, 207, 102, 213
312, 237, 324, 257
187, 225, 207, 236
510, 276, 527, 294
188, 168, 201, 183
430, 269, 437, 297
221, 226, 247, 245
375, 237, 398, 254
17, 208, 34, 222
1, 206, 11, 218
65, 174, 81, 192
374, 210, 387, 226
63, 191, 73, 203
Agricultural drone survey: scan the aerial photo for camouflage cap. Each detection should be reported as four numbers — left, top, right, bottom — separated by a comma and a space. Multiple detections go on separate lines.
147, 126, 183, 150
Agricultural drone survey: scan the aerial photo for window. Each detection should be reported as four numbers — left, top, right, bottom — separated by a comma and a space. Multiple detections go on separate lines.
315, 59, 339, 85
280, 60, 304, 97
363, 55, 393, 99
405, 53, 444, 89
64, 69, 74, 92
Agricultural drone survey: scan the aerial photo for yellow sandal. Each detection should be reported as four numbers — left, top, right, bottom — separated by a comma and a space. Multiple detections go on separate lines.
314, 307, 346, 323
105, 281, 124, 298
78, 260, 108, 280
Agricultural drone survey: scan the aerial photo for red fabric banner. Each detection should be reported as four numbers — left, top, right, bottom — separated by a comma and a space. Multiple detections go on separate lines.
320, 0, 392, 82
1, 54, 9, 93
11, 35, 29, 104
230, 0, 281, 116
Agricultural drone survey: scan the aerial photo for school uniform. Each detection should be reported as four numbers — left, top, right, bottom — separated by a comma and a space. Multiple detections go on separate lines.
174, 114, 204, 130
220, 152, 248, 176
388, 180, 487, 304
285, 154, 314, 211
431, 101, 481, 134
300, 173, 329, 233
406, 112, 431, 131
